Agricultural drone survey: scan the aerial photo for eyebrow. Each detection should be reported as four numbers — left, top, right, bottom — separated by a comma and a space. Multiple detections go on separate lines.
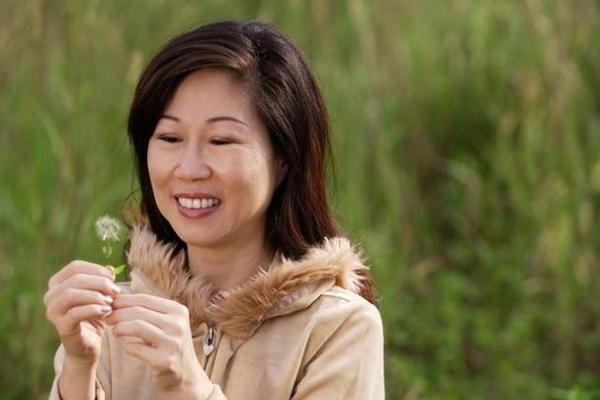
160, 114, 249, 127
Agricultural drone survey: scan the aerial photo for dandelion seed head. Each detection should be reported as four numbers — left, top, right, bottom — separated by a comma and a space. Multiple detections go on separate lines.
95, 215, 123, 242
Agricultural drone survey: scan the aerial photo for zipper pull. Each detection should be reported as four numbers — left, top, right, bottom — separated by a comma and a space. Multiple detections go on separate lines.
203, 326, 216, 356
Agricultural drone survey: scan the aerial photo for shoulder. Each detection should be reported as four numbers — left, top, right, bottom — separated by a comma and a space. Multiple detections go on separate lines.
318, 285, 381, 320
293, 285, 384, 384
304, 285, 383, 344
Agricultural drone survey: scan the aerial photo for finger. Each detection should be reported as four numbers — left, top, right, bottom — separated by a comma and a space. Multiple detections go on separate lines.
113, 294, 184, 316
105, 306, 175, 333
56, 273, 121, 297
44, 274, 120, 309
61, 303, 113, 329
113, 320, 171, 348
122, 343, 195, 384
52, 303, 112, 337
49, 260, 114, 288
121, 341, 166, 370
49, 288, 115, 317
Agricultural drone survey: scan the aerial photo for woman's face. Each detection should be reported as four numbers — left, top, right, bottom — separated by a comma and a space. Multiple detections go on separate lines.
147, 69, 282, 249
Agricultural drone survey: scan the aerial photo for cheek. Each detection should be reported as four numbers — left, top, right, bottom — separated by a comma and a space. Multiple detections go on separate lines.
227, 150, 276, 200
147, 145, 170, 194
147, 148, 159, 185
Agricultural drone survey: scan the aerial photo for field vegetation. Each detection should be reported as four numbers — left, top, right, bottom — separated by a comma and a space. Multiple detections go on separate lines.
1, 1, 599, 398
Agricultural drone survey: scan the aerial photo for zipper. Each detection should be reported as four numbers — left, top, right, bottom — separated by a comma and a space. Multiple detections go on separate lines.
203, 324, 216, 357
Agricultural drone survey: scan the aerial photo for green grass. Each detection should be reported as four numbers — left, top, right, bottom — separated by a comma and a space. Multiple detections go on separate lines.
1, 0, 599, 398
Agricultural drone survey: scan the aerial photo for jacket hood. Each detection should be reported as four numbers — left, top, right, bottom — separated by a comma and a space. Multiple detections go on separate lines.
125, 223, 369, 339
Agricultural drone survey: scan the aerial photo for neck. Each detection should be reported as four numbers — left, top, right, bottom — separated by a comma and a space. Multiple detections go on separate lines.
185, 232, 274, 291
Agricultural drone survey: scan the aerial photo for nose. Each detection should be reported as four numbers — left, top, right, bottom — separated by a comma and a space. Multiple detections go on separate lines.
174, 145, 212, 180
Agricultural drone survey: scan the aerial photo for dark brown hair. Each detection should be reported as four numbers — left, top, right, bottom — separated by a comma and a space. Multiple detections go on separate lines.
127, 20, 378, 305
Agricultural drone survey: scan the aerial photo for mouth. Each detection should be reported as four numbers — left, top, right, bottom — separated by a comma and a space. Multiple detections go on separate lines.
173, 194, 221, 219
175, 196, 221, 210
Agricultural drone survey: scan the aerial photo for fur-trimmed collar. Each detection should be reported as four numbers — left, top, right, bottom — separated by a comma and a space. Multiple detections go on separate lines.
126, 223, 368, 339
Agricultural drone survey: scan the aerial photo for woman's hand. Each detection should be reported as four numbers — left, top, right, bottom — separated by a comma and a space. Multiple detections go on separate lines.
106, 293, 213, 399
44, 260, 121, 363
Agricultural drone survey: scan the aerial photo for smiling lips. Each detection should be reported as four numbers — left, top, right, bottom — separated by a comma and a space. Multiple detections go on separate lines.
177, 197, 221, 209
174, 194, 221, 219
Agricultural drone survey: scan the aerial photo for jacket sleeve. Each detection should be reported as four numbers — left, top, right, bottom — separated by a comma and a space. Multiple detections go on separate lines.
291, 298, 385, 400
47, 335, 111, 400
205, 384, 227, 399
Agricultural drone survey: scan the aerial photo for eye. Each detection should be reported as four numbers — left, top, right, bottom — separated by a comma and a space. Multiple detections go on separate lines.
211, 137, 233, 145
158, 135, 180, 143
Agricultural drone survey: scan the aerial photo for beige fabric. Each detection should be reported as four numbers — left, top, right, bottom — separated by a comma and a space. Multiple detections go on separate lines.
48, 223, 385, 399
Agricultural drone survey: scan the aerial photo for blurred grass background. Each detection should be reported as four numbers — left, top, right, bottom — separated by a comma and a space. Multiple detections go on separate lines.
1, 0, 600, 398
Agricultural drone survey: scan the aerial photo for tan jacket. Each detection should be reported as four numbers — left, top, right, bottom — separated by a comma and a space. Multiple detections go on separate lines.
49, 224, 385, 399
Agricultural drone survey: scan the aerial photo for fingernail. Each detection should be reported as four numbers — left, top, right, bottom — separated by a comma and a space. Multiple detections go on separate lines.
104, 296, 114, 304
100, 305, 112, 314
110, 284, 121, 293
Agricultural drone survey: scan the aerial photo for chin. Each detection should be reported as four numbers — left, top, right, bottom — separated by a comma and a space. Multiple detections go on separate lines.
176, 228, 227, 248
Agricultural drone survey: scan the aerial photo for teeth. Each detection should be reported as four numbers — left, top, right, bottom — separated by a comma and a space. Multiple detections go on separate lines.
177, 197, 220, 209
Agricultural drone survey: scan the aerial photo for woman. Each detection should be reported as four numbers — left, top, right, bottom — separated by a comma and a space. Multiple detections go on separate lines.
44, 21, 384, 399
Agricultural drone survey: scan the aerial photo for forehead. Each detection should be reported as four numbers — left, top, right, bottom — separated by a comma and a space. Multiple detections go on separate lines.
162, 68, 255, 121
